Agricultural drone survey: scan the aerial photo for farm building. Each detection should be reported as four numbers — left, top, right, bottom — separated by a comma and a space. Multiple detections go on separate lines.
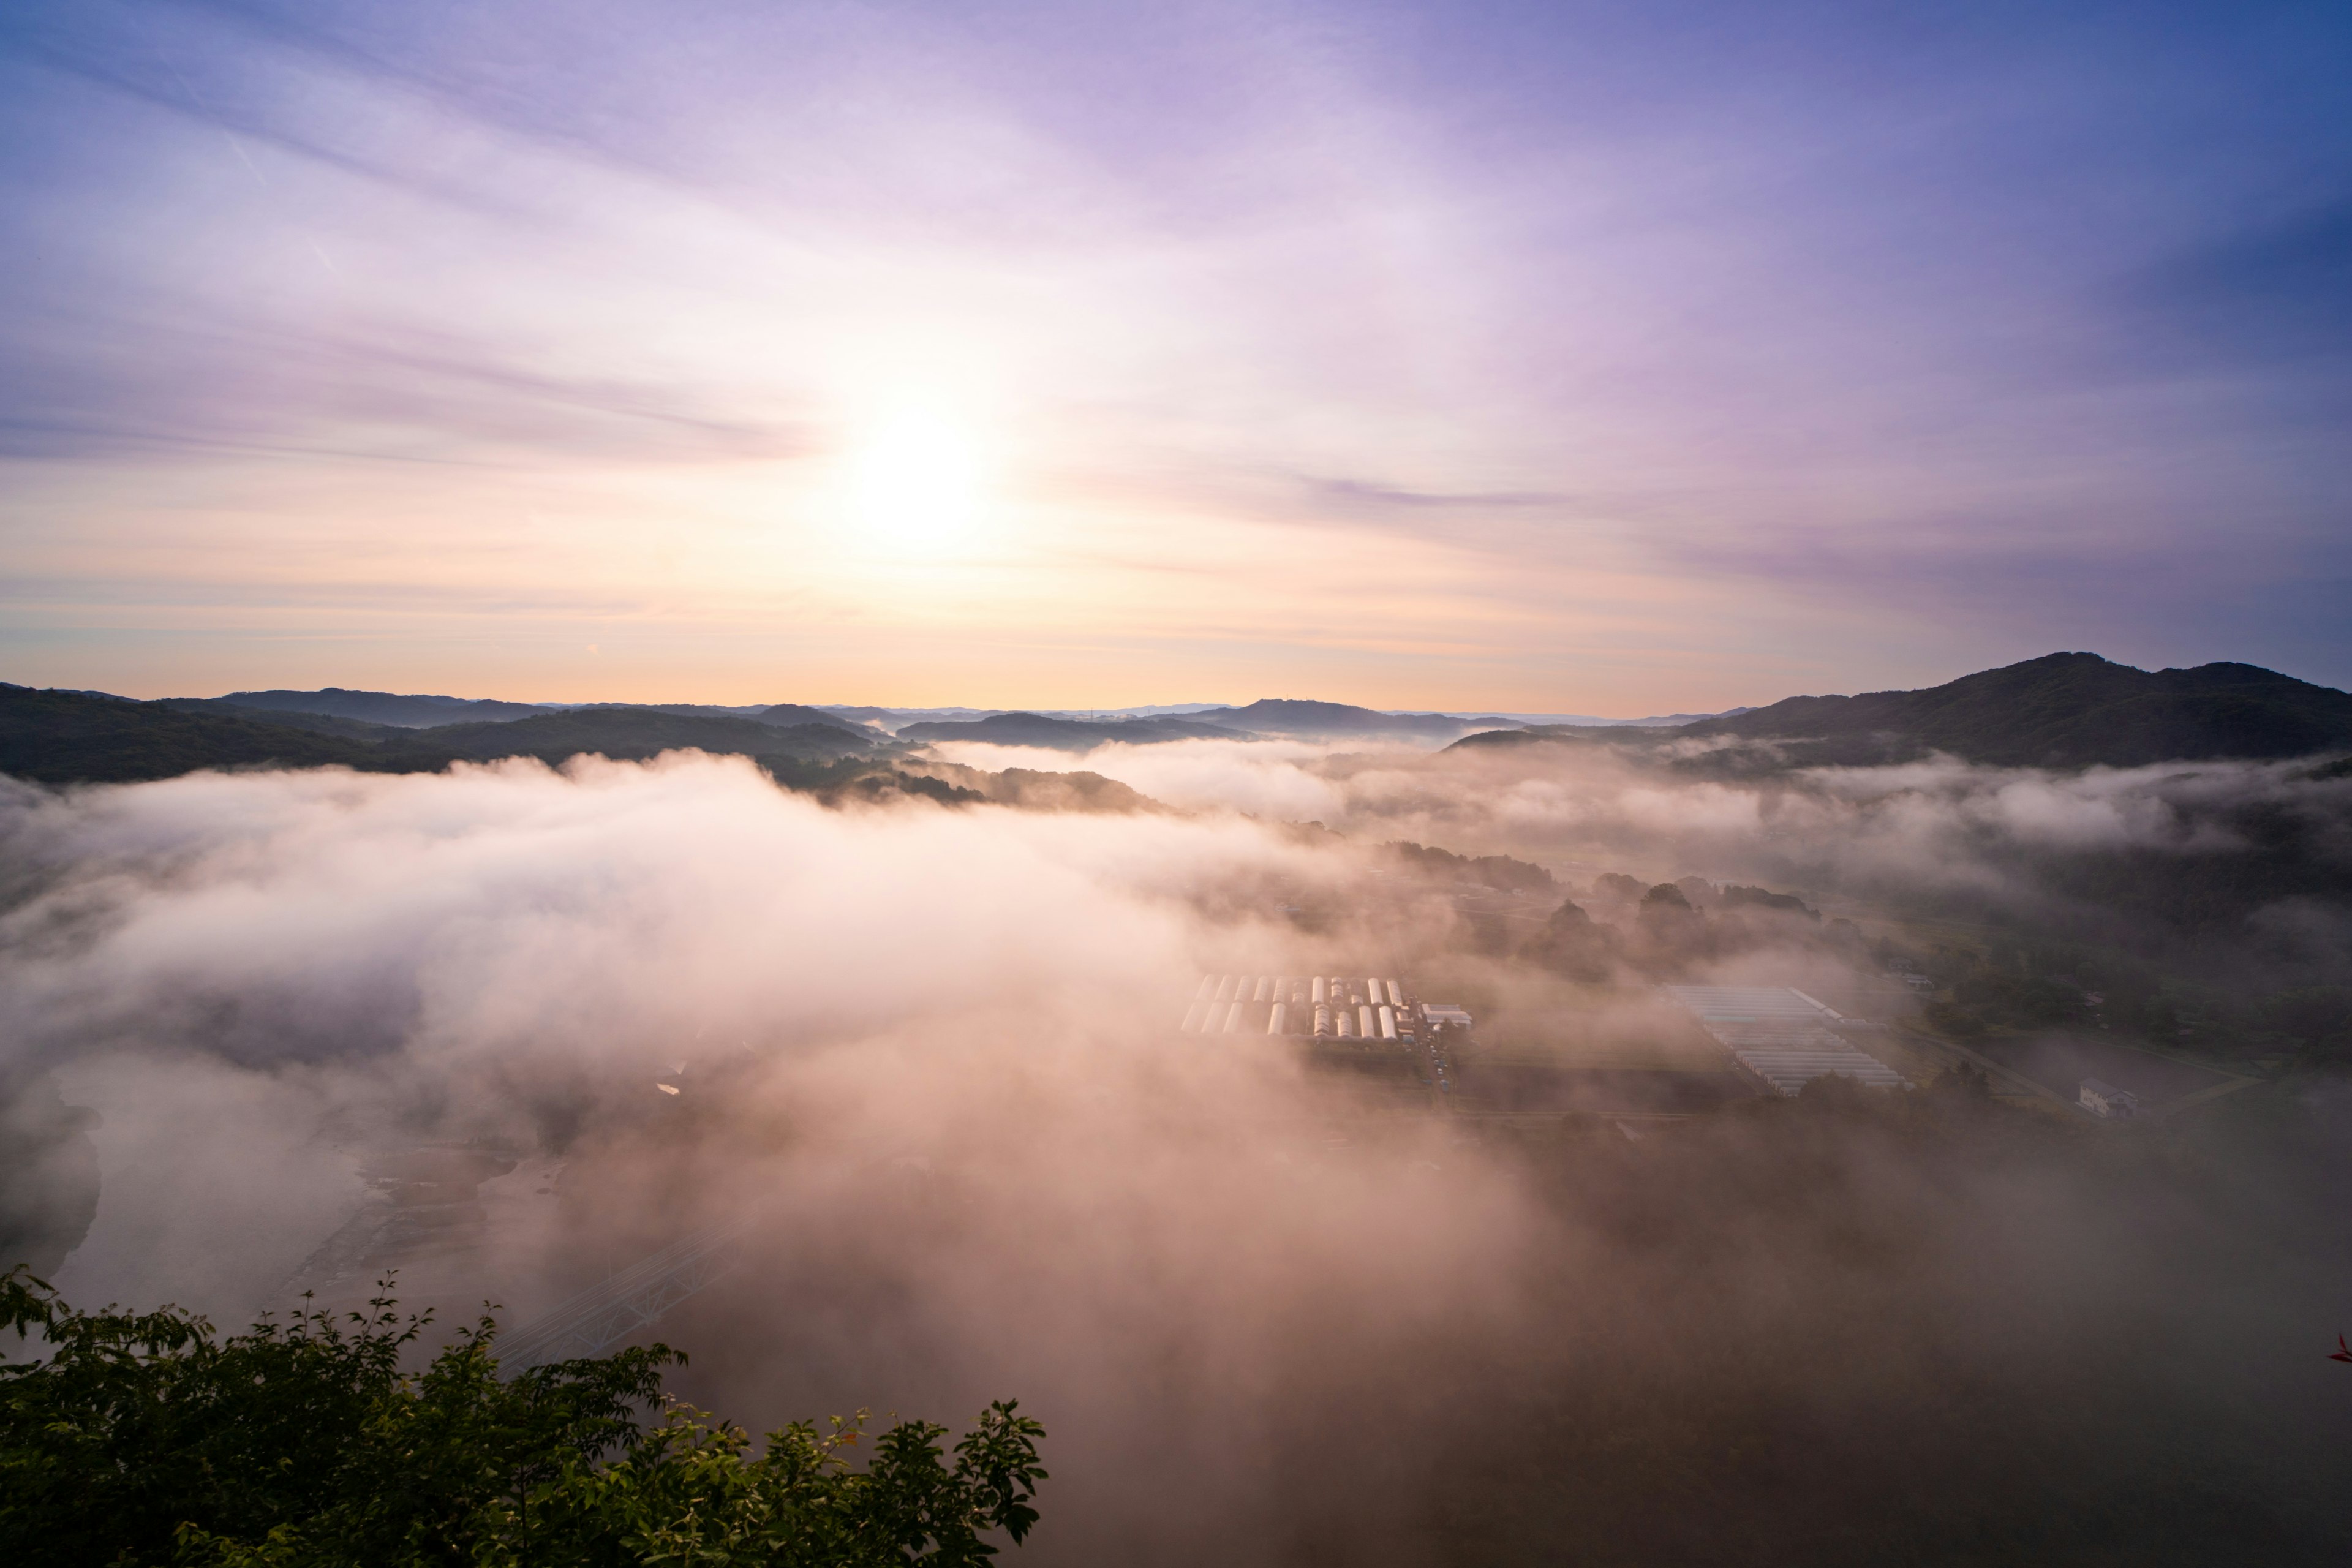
1659, 984, 1909, 1096
2079, 1078, 2141, 1119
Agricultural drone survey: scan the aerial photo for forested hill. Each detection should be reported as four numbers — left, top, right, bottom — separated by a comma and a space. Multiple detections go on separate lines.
1457, 654, 2352, 767
1692, 654, 2352, 766
0, 687, 390, 783
218, 687, 551, 727
0, 687, 875, 786
418, 707, 872, 764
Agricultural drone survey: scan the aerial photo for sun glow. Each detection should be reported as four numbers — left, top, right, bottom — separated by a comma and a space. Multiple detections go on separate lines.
845, 406, 987, 554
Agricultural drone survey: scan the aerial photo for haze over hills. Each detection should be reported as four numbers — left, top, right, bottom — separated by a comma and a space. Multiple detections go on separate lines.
205, 689, 872, 738
10, 655, 2352, 789
1454, 654, 2352, 768
896, 712, 1254, 750
1469, 707, 1756, 727
10, 684, 1752, 752
1188, 699, 1523, 742
553, 701, 875, 737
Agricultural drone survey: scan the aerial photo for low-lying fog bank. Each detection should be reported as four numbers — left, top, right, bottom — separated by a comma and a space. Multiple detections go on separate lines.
3, 747, 2349, 1563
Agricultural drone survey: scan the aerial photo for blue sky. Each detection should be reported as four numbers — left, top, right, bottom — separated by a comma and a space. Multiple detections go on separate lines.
2, 1, 2347, 709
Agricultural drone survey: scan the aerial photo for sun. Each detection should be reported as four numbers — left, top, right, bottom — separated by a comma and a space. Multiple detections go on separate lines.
845, 406, 985, 553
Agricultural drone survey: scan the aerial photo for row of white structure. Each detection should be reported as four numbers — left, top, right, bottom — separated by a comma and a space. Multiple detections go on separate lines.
1659, 984, 1909, 1095
1182, 974, 1409, 1041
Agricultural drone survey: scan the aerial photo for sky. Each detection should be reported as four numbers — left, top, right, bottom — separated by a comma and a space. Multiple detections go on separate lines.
1, 0, 2348, 713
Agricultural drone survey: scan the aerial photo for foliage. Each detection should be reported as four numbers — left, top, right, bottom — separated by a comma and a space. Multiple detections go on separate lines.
1383, 840, 1558, 895
1719, 884, 1817, 919
1953, 970, 2085, 1028
1520, 898, 1616, 981
0, 1271, 1044, 1567
1591, 872, 1644, 903
1921, 1000, 1986, 1039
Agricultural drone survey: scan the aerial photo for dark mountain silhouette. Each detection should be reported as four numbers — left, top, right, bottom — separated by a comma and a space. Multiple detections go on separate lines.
156, 698, 418, 742
897, 712, 1250, 750
1, 689, 872, 786
1692, 652, 2352, 766
1, 686, 390, 783
754, 703, 878, 734
1452, 653, 2352, 767
217, 688, 552, 727
551, 702, 872, 738
417, 707, 871, 764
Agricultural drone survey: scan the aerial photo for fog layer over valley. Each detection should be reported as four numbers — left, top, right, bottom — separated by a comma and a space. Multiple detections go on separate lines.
4, 745, 2350, 1562
926, 734, 2352, 982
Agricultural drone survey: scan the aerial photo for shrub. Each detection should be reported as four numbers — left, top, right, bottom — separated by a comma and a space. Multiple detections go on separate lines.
0, 1269, 1044, 1567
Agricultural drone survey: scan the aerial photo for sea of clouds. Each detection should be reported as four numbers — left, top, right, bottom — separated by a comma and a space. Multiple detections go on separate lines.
3, 744, 2349, 1561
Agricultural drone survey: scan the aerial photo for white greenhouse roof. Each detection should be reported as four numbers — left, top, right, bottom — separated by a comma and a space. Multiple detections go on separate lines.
1659, 984, 1909, 1096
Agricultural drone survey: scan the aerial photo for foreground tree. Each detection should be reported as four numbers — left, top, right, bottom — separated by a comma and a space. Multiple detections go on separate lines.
0, 1268, 1043, 1566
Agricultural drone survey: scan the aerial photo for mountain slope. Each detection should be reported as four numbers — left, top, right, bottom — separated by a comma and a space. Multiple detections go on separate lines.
156, 698, 421, 742
417, 707, 872, 763
897, 712, 1250, 750
2, 690, 875, 786
219, 688, 552, 727
1, 686, 388, 783
755, 703, 878, 734
1451, 654, 2352, 767
1687, 652, 2352, 766
1193, 699, 1521, 741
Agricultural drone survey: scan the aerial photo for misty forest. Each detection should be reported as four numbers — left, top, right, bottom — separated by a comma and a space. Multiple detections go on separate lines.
2, 654, 2350, 1564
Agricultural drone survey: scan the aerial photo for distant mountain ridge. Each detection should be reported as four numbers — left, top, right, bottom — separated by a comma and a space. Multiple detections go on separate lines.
895, 699, 1539, 747
219, 688, 552, 728
1454, 654, 2352, 767
1188, 699, 1523, 742
194, 688, 882, 739
897, 712, 1251, 750
26, 655, 2339, 780
0, 689, 875, 785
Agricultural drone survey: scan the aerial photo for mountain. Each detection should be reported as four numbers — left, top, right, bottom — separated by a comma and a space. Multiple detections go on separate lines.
754, 703, 878, 735
1193, 699, 1523, 742
218, 688, 552, 728
155, 698, 423, 742
2, 685, 390, 783
1690, 653, 2352, 766
1452, 654, 2352, 767
417, 707, 872, 764
213, 690, 875, 740
817, 706, 1008, 733
1, 689, 873, 786
897, 712, 1250, 750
